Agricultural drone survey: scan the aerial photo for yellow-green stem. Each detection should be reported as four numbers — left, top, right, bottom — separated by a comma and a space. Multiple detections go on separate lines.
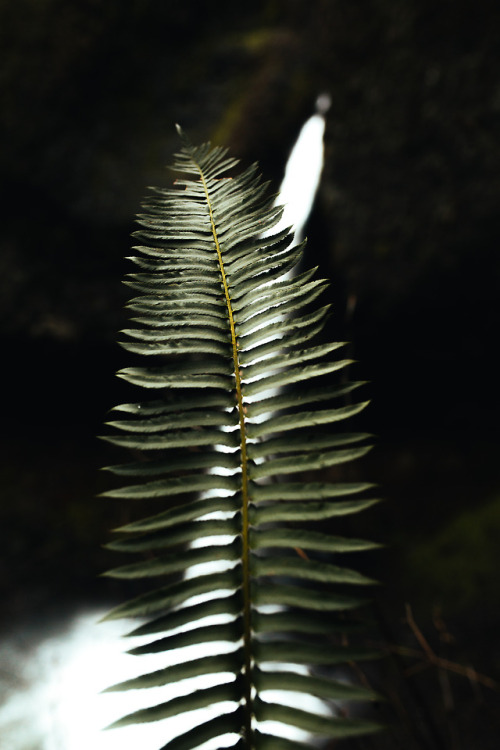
197, 167, 253, 744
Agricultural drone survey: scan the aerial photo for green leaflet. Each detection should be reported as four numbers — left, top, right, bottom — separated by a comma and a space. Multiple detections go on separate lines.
101, 472, 239, 500
102, 568, 242, 620
239, 283, 330, 337
246, 402, 370, 439
104, 538, 241, 579
102, 426, 239, 450
120, 338, 231, 357
122, 317, 229, 335
104, 451, 240, 477
110, 390, 234, 415
253, 641, 380, 665
130, 302, 226, 320
242, 359, 354, 398
123, 278, 224, 295
254, 668, 380, 702
128, 619, 243, 656
238, 304, 331, 351
221, 225, 290, 263
106, 410, 236, 434
125, 254, 217, 270
249, 445, 372, 479
250, 527, 378, 554
227, 240, 300, 287
127, 593, 243, 637
102, 128, 381, 748
108, 680, 242, 728
234, 270, 322, 313
230, 266, 318, 314
254, 699, 382, 739
234, 316, 331, 366
105, 517, 241, 553
224, 232, 293, 274
251, 609, 366, 636
104, 650, 243, 692
251, 556, 377, 586
113, 493, 241, 532
250, 480, 374, 503
252, 581, 368, 612
116, 369, 233, 390
249, 497, 381, 524
240, 342, 346, 380
156, 710, 244, 750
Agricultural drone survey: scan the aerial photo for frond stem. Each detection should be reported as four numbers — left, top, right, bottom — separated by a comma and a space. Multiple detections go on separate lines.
196, 166, 253, 744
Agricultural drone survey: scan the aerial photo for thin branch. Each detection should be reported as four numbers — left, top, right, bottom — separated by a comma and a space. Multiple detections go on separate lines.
376, 605, 499, 691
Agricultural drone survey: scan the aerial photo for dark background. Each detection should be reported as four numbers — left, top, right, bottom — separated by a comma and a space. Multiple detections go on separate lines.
1, 1, 499, 748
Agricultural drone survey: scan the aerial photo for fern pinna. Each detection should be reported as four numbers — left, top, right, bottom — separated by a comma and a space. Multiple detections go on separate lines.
101, 127, 381, 749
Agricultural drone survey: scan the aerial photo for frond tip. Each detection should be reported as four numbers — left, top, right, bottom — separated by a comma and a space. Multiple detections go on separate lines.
101, 127, 382, 749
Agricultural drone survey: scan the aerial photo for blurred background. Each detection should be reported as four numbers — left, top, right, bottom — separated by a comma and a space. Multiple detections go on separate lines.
0, 0, 499, 748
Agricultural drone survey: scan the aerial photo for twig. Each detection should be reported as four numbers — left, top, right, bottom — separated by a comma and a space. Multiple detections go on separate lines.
405, 603, 436, 661
400, 604, 499, 691
370, 602, 447, 750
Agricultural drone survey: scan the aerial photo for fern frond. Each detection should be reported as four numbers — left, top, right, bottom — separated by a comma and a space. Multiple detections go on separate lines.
102, 127, 381, 748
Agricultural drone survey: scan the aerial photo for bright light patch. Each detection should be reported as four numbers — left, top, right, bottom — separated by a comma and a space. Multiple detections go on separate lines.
264, 103, 327, 245
0, 611, 240, 750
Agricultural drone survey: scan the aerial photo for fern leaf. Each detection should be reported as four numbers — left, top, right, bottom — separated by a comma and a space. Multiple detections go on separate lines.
102, 128, 381, 748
